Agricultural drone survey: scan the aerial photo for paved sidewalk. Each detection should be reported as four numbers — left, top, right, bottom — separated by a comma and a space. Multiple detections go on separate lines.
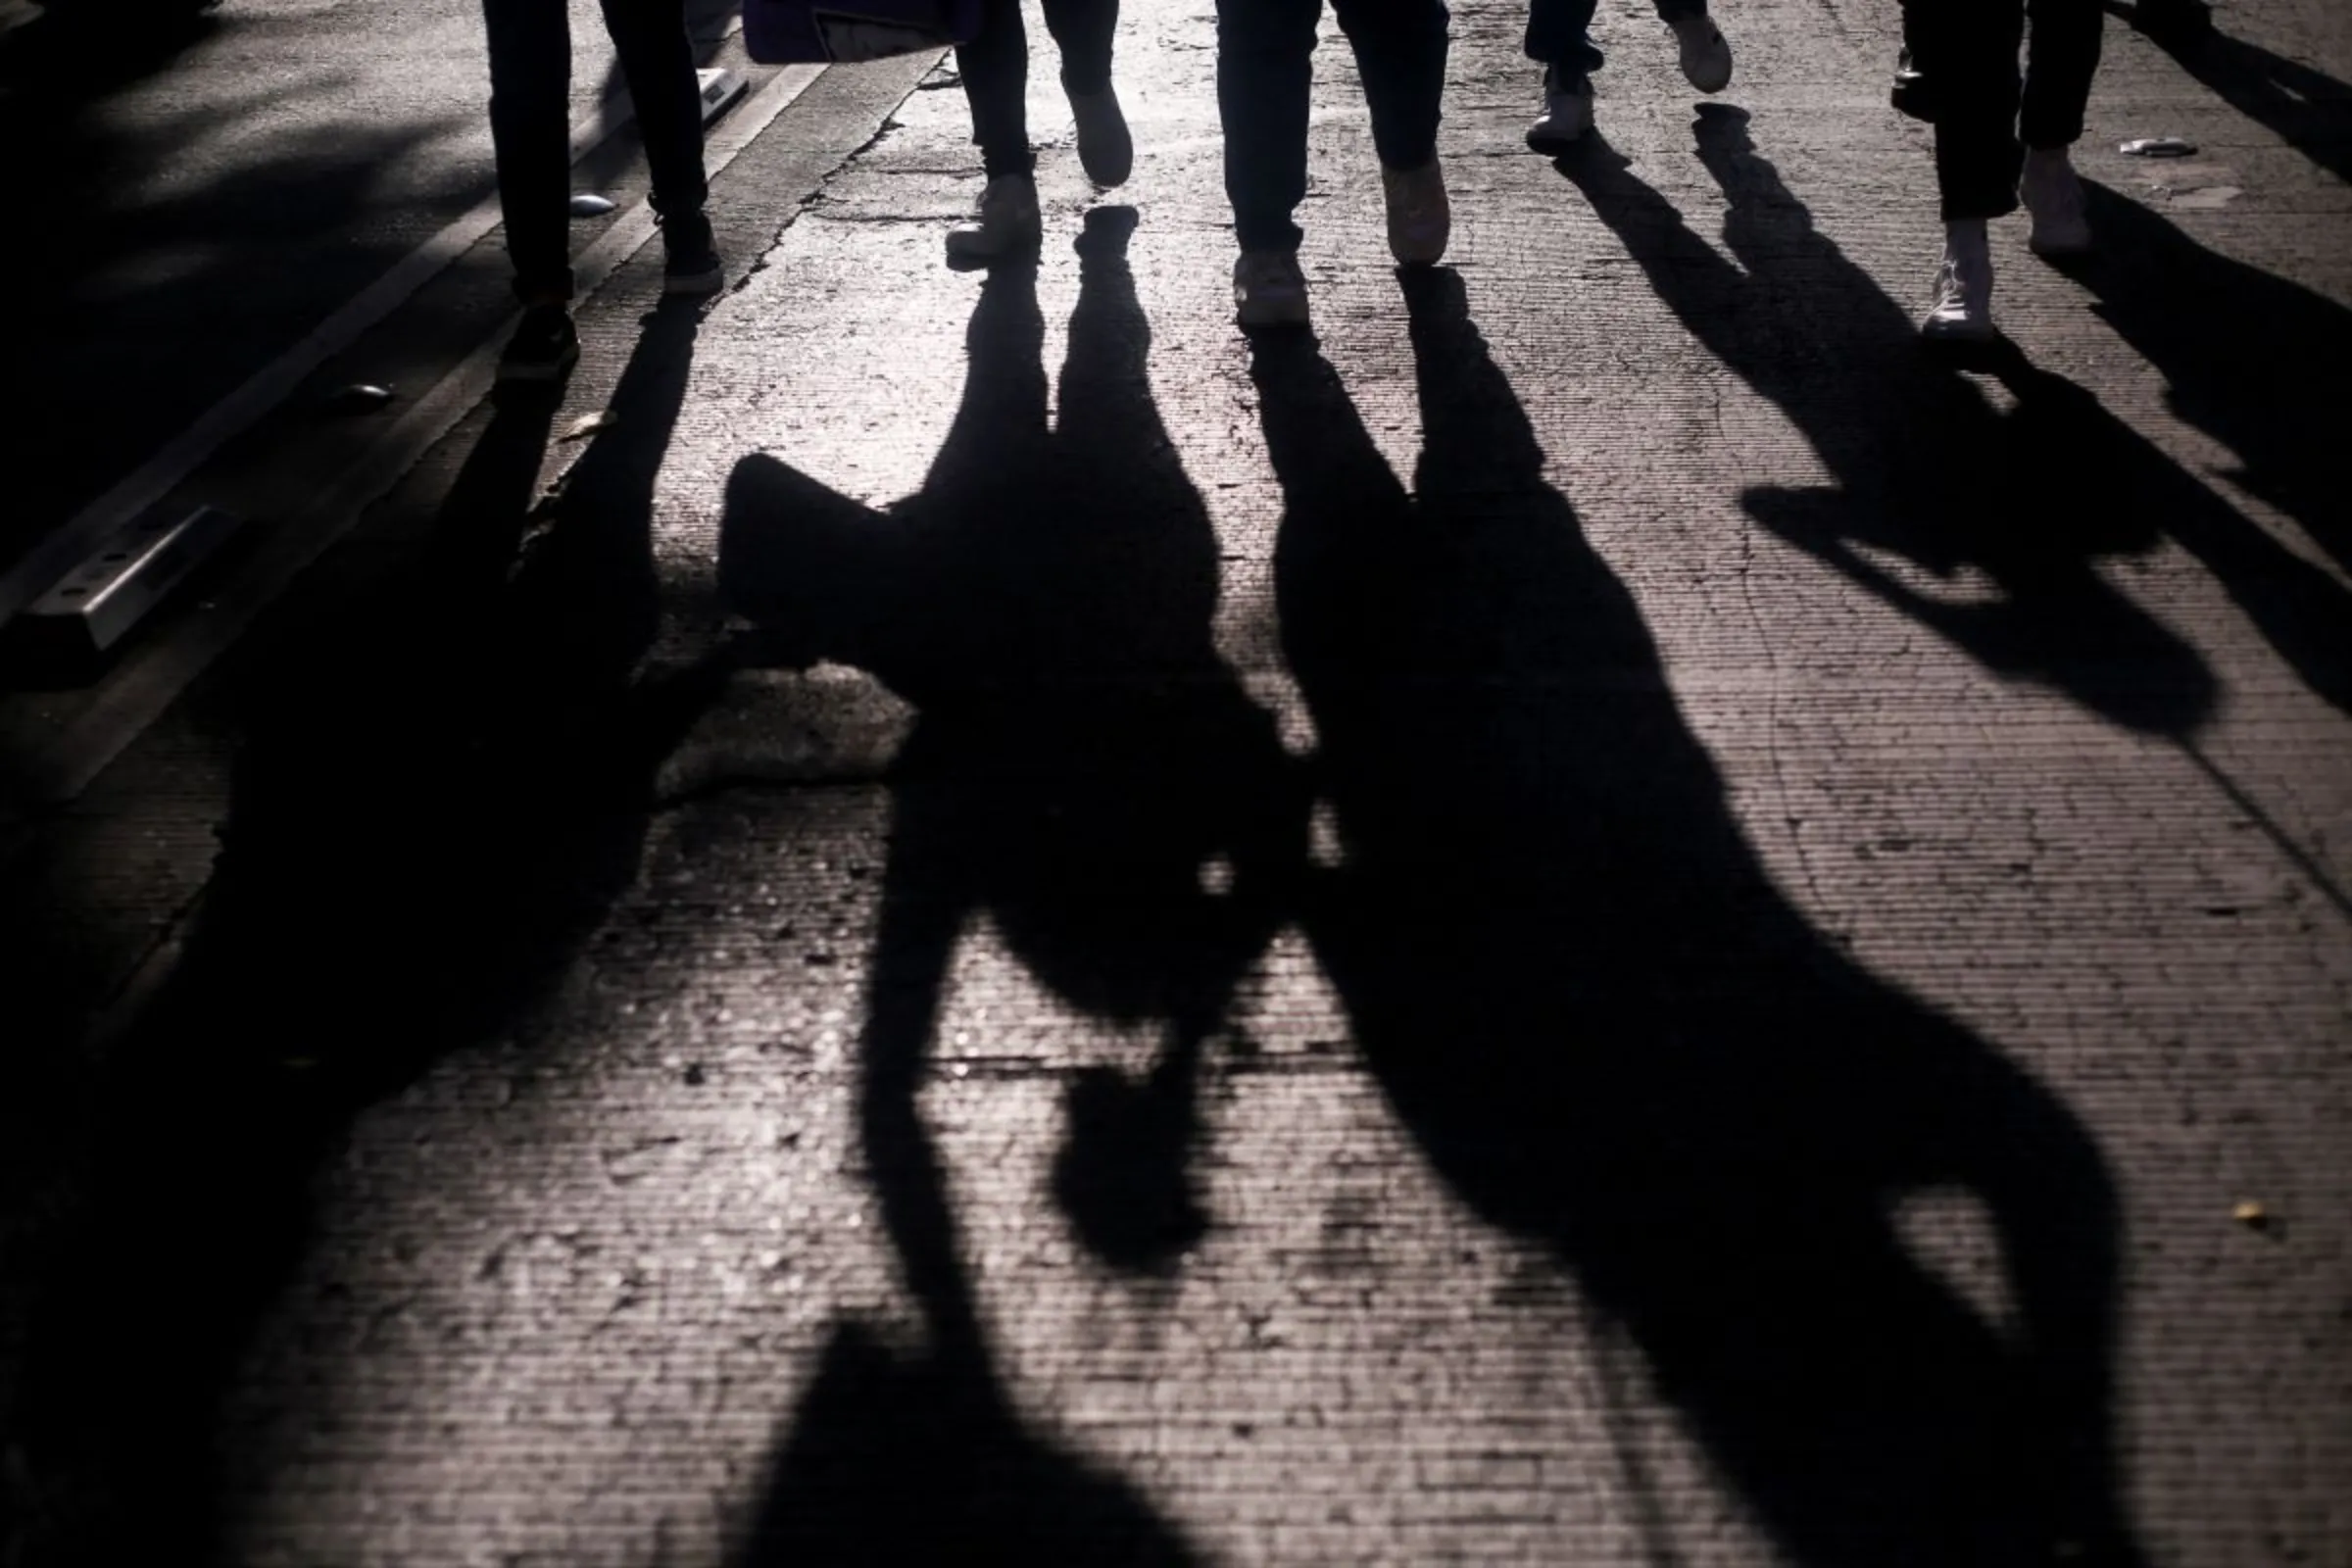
4, 0, 2349, 1563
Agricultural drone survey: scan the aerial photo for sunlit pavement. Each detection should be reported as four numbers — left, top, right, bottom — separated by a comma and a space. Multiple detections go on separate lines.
3, 0, 2349, 1563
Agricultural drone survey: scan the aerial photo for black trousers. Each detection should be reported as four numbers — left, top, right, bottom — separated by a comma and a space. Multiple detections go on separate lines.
957, 0, 1120, 178
1216, 0, 1450, 252
483, 0, 710, 300
1905, 0, 2102, 220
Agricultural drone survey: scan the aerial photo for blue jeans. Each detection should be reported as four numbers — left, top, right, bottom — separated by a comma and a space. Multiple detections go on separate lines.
1217, 0, 1450, 252
483, 0, 709, 301
1525, 0, 1706, 74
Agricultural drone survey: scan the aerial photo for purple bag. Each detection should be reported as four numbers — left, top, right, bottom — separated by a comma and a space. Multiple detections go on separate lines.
742, 0, 982, 63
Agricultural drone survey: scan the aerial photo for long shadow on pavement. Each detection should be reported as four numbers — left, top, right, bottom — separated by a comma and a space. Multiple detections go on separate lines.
2105, 0, 2352, 187
1560, 108, 2352, 726
722, 209, 1296, 1563
2058, 177, 2352, 580
5, 302, 709, 1563
1259, 270, 2140, 1568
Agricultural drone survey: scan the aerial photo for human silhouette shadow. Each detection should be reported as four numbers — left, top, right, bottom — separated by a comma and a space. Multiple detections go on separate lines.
1259, 270, 2140, 1567
2055, 177, 2352, 577
2106, 0, 2352, 186
724, 210, 1291, 1563
8, 302, 710, 1564
1561, 110, 2352, 727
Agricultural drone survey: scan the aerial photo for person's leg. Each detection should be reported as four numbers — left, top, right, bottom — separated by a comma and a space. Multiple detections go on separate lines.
482, 0, 575, 303
1040, 0, 1117, 92
1335, 0, 1450, 265
1217, 0, 1323, 254
957, 0, 1034, 179
1041, 0, 1131, 186
1524, 0, 1601, 74
947, 0, 1044, 260
1913, 0, 2026, 222
1524, 0, 1599, 149
2020, 0, 2101, 151
598, 0, 708, 220
2016, 0, 2100, 253
1912, 0, 2025, 336
1334, 0, 1448, 172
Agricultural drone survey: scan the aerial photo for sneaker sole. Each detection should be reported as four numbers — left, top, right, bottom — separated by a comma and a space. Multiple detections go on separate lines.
1526, 122, 1589, 153
1920, 315, 1999, 343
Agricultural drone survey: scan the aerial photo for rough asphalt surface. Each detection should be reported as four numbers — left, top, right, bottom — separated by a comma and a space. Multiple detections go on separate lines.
2, 0, 2349, 1563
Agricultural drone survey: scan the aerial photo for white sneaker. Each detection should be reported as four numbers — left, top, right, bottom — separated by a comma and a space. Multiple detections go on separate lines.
2019, 146, 2091, 256
1234, 249, 1309, 328
1382, 159, 1449, 267
1921, 220, 1996, 341
945, 173, 1042, 264
1527, 66, 1593, 152
1670, 13, 1734, 94
1069, 84, 1133, 188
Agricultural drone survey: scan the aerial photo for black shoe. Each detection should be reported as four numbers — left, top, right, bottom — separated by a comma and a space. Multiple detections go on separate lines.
1890, 45, 1936, 122
497, 303, 579, 382
661, 210, 723, 296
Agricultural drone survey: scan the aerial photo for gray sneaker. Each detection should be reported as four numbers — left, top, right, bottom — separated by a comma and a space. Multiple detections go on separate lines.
1528, 66, 1593, 152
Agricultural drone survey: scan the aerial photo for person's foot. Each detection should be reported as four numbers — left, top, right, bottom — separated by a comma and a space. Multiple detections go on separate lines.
1920, 220, 1996, 341
1068, 83, 1133, 187
1889, 45, 1936, 122
1527, 65, 1593, 152
1670, 13, 1733, 93
945, 172, 1042, 266
1382, 158, 1449, 267
1233, 249, 1309, 329
661, 209, 724, 295
2019, 146, 2091, 255
497, 302, 580, 382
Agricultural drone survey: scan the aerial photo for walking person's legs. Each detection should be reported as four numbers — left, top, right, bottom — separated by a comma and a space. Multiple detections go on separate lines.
598, 0, 722, 291
949, 0, 1129, 264
2017, 0, 2102, 253
1911, 0, 2027, 337
1041, 0, 1132, 184
949, 0, 1046, 262
483, 0, 584, 377
1332, 0, 1450, 265
1523, 0, 1601, 149
1217, 0, 1321, 323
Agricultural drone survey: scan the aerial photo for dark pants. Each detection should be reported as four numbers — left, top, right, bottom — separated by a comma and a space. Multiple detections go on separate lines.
483, 0, 709, 301
1217, 0, 1449, 253
958, 0, 1119, 178
1905, 0, 2102, 220
1524, 0, 1704, 75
